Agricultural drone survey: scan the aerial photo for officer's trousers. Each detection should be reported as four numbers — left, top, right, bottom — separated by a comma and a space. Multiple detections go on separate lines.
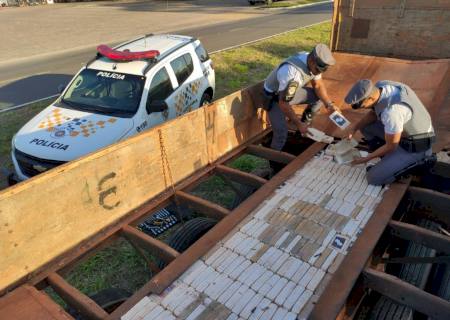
268, 87, 322, 150
361, 121, 432, 186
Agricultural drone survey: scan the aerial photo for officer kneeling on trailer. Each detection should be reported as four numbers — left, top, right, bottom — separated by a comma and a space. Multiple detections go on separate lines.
263, 43, 338, 151
345, 79, 436, 186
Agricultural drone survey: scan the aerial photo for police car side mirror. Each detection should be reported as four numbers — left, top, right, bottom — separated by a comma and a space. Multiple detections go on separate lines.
146, 100, 168, 113
57, 84, 66, 94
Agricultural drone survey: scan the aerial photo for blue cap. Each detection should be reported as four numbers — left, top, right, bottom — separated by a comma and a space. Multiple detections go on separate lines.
345, 79, 374, 105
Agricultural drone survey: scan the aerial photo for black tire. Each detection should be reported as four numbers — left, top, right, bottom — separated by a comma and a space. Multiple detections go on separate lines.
67, 288, 131, 319
159, 217, 217, 268
7, 173, 18, 186
90, 288, 131, 312
230, 167, 272, 209
249, 0, 256, 5
200, 92, 212, 107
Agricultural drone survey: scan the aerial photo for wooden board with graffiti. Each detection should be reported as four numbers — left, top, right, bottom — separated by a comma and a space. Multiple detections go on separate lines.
0, 85, 267, 293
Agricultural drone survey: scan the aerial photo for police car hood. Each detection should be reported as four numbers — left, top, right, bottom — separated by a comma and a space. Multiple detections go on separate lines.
14, 104, 134, 162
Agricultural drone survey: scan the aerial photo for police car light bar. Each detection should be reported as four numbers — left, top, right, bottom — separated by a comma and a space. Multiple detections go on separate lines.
97, 45, 160, 62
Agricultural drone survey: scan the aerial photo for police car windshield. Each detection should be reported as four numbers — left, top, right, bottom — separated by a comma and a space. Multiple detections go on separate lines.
62, 69, 145, 117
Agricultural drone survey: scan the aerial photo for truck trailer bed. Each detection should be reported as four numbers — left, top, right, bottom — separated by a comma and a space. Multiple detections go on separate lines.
121, 155, 385, 320
0, 52, 448, 320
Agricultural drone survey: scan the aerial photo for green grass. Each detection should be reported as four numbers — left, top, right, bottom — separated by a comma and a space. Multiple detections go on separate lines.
0, 98, 54, 170
229, 154, 269, 173
64, 238, 152, 295
264, 0, 326, 8
45, 237, 153, 309
213, 22, 331, 98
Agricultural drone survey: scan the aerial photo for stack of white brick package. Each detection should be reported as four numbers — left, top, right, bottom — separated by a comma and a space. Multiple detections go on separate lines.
122, 155, 385, 320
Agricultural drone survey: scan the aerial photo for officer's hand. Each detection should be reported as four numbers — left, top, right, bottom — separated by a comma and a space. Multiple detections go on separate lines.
351, 157, 368, 165
325, 101, 338, 113
297, 122, 309, 135
347, 129, 356, 140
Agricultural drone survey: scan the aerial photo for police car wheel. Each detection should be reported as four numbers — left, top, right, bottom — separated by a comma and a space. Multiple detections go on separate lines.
7, 173, 18, 186
200, 92, 212, 107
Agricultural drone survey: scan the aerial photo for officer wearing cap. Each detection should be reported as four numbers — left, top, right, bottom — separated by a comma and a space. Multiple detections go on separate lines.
263, 43, 337, 151
345, 79, 435, 185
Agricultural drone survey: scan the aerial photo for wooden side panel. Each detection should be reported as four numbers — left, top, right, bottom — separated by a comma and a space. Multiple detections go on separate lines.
205, 84, 268, 162
332, 0, 450, 59
0, 109, 209, 292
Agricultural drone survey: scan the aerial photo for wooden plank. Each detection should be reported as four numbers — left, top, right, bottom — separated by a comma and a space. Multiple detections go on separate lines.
363, 268, 450, 320
11, 130, 271, 297
121, 225, 179, 264
47, 273, 108, 320
108, 142, 325, 320
389, 220, 450, 254
204, 84, 268, 162
0, 285, 71, 320
175, 191, 230, 221
215, 164, 267, 188
0, 109, 208, 293
310, 178, 411, 320
0, 84, 268, 293
407, 186, 450, 226
246, 145, 296, 164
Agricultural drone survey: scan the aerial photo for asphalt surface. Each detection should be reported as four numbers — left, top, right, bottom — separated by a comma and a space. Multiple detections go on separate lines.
0, 2, 332, 109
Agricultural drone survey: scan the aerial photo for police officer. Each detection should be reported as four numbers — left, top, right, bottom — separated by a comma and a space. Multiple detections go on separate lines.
345, 79, 435, 185
263, 43, 337, 151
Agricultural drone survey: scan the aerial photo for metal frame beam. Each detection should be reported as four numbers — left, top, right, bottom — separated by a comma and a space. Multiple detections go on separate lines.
215, 164, 267, 188
175, 190, 230, 220
363, 268, 450, 320
245, 144, 296, 164
407, 186, 450, 226
47, 273, 108, 320
381, 256, 450, 264
121, 225, 179, 265
389, 220, 450, 254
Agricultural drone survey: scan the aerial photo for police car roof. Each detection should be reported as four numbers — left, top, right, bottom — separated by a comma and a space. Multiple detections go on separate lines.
88, 34, 195, 76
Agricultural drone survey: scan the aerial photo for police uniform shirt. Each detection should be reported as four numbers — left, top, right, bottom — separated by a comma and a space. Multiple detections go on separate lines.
379, 85, 413, 135
276, 52, 321, 92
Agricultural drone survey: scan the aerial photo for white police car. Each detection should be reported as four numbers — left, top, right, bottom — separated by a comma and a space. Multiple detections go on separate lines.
11, 34, 215, 181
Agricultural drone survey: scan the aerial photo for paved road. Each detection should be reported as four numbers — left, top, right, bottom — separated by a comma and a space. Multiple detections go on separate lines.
0, 1, 332, 109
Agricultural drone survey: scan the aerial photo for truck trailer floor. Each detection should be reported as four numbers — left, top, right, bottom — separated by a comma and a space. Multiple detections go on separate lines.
121, 155, 385, 320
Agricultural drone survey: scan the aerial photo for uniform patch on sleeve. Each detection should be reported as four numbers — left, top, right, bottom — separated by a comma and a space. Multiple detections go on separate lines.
283, 81, 299, 102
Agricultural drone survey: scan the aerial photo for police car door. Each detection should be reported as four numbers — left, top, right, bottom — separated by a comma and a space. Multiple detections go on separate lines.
167, 50, 202, 118
143, 65, 177, 130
